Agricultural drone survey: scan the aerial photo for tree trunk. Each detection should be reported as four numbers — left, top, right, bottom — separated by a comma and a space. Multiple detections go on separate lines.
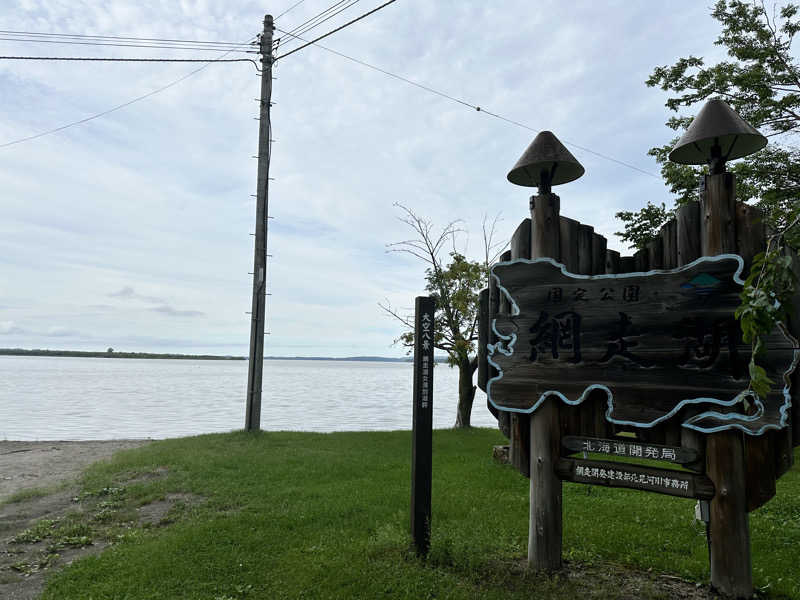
454, 356, 477, 428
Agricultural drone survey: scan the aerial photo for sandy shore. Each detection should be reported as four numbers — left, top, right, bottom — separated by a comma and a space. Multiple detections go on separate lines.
0, 440, 153, 502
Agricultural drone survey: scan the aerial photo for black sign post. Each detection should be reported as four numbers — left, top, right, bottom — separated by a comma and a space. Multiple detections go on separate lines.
411, 295, 435, 556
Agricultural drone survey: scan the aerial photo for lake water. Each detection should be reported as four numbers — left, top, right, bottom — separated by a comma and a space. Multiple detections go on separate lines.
0, 356, 498, 440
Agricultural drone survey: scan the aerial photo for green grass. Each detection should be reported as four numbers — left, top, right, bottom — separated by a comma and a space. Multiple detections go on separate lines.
35, 428, 800, 599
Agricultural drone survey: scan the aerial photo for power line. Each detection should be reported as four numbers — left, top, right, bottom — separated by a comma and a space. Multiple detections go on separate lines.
281, 0, 351, 37
274, 27, 659, 178
0, 55, 258, 65
0, 29, 253, 46
0, 35, 253, 53
0, 36, 258, 150
284, 0, 360, 41
275, 0, 309, 20
275, 0, 397, 61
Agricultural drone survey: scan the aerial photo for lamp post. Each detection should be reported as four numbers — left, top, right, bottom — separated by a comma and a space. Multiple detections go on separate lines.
507, 130, 584, 571
669, 97, 767, 599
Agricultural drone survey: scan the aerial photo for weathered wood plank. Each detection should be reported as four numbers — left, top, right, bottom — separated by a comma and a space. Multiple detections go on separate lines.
531, 194, 560, 260
559, 216, 580, 274
703, 172, 751, 599
735, 202, 765, 276
592, 234, 607, 275
529, 400, 561, 569
707, 429, 752, 596
499, 250, 512, 314
605, 249, 620, 275
577, 224, 594, 275
477, 288, 489, 392
619, 256, 636, 273
633, 248, 648, 272
677, 201, 705, 471
701, 173, 737, 256
511, 218, 532, 260
562, 435, 699, 464
511, 413, 530, 477
528, 192, 562, 571
647, 237, 664, 270
554, 457, 715, 500
661, 219, 678, 269
745, 435, 776, 512
676, 201, 701, 267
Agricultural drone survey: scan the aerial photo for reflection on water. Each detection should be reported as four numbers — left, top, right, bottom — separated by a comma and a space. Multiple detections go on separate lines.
0, 356, 497, 440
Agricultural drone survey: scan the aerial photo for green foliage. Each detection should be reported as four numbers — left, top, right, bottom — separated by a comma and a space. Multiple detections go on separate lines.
614, 202, 673, 250
616, 0, 800, 251
620, 0, 800, 396
736, 223, 800, 398
425, 252, 486, 365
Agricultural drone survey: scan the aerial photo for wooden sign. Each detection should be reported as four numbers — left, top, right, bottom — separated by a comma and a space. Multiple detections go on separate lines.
487, 255, 798, 436
411, 296, 435, 556
555, 458, 715, 500
562, 435, 699, 465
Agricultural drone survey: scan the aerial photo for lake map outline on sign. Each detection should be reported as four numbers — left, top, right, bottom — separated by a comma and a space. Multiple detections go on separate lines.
486, 254, 799, 436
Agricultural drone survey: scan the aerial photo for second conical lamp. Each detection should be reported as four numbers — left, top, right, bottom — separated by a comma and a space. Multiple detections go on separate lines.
507, 131, 584, 193
669, 98, 767, 170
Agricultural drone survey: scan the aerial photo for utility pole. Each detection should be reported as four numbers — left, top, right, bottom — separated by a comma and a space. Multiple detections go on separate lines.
245, 14, 274, 431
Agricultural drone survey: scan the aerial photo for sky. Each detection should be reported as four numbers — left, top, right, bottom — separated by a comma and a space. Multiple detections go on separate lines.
0, 0, 731, 357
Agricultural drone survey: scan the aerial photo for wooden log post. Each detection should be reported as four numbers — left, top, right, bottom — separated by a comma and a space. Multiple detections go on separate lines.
702, 172, 753, 598
662, 219, 677, 270
605, 249, 620, 274
677, 201, 701, 268
591, 233, 607, 275
676, 202, 705, 472
494, 250, 512, 440
559, 217, 580, 274
528, 192, 562, 571
646, 237, 664, 270
477, 288, 489, 393
577, 224, 593, 275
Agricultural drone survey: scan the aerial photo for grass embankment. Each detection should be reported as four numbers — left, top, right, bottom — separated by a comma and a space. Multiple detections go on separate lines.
36, 429, 800, 599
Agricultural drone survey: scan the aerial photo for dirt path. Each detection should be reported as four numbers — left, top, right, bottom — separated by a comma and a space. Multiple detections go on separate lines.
0, 440, 153, 599
0, 440, 152, 503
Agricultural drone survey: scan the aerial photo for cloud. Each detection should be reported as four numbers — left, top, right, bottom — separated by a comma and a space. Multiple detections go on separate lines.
108, 286, 164, 304
46, 326, 80, 337
0, 321, 25, 334
150, 305, 204, 318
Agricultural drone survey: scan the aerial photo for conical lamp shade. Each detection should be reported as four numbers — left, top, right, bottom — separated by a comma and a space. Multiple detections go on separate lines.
669, 98, 767, 165
507, 131, 585, 187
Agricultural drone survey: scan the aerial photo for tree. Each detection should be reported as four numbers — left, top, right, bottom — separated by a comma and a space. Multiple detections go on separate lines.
618, 0, 800, 246
380, 204, 505, 428
619, 0, 800, 396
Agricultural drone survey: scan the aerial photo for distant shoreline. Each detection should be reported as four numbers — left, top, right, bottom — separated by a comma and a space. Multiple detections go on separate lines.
0, 349, 427, 362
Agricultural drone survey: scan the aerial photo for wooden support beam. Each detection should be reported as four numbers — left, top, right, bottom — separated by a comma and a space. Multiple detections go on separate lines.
528, 192, 562, 571
559, 216, 579, 274
591, 233, 607, 275
702, 172, 752, 599
661, 219, 677, 269
605, 249, 620, 274
577, 224, 593, 275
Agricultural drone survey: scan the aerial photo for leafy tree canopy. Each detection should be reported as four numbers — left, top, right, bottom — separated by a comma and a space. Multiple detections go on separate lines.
617, 0, 800, 249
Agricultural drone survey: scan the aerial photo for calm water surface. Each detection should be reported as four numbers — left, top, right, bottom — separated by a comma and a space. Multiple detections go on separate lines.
0, 356, 497, 440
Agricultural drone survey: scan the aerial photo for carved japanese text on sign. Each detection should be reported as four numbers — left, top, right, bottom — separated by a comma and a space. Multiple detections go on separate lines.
487, 255, 799, 436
